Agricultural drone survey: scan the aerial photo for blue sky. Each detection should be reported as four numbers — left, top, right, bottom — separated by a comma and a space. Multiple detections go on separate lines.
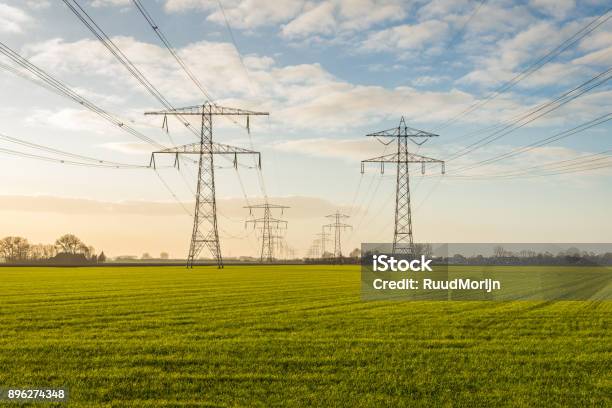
0, 0, 610, 257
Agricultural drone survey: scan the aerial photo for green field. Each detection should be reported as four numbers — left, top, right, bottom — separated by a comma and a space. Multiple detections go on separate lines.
0, 265, 610, 407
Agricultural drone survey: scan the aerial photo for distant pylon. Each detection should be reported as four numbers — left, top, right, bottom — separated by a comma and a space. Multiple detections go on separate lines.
309, 239, 321, 258
147, 103, 268, 268
324, 211, 352, 260
245, 203, 289, 262
361, 117, 444, 255
316, 228, 331, 258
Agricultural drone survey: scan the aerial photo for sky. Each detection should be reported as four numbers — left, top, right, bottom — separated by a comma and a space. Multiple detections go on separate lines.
0, 0, 610, 258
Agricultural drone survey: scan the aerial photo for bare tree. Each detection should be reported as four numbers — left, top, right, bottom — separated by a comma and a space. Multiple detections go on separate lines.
0, 236, 30, 262
55, 234, 84, 254
494, 246, 505, 258
413, 243, 433, 258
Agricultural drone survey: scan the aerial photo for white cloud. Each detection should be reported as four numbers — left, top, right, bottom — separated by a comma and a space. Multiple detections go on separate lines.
0, 3, 31, 33
530, 0, 575, 19
25, 0, 50, 9
165, 0, 406, 40
361, 20, 449, 52
90, 0, 131, 6
165, 0, 305, 29
273, 138, 383, 162
25, 108, 125, 137
457, 18, 607, 89
281, 2, 336, 38
102, 141, 155, 154
411, 75, 450, 87
579, 29, 612, 52
21, 32, 609, 137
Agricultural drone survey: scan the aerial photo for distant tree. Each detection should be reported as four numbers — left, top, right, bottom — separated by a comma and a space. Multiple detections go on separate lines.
160, 252, 169, 260
0, 236, 30, 262
493, 246, 505, 258
41, 244, 57, 259
141, 252, 152, 260
321, 251, 334, 259
78, 244, 94, 259
413, 243, 433, 258
28, 244, 46, 260
55, 234, 84, 255
98, 251, 106, 263
349, 248, 361, 258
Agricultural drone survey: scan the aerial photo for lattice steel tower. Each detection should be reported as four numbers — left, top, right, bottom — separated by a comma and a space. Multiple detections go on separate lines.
361, 117, 445, 255
324, 211, 352, 259
317, 228, 331, 258
147, 103, 268, 268
245, 203, 289, 262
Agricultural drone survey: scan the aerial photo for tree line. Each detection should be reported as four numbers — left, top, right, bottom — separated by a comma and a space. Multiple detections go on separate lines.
0, 234, 105, 264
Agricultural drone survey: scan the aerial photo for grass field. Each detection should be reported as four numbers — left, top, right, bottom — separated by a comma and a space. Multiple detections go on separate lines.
0, 265, 610, 407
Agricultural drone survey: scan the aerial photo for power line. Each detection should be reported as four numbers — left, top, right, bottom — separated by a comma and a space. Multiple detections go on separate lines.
445, 66, 612, 162
453, 0, 488, 40
0, 42, 164, 148
213, 0, 270, 201
0, 131, 145, 167
61, 0, 202, 141
216, 0, 256, 96
154, 169, 193, 217
451, 113, 612, 174
131, 0, 214, 103
0, 146, 148, 169
433, 7, 612, 132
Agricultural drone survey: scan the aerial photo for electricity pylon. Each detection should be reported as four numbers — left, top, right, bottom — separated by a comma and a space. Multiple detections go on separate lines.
245, 203, 289, 262
361, 117, 444, 255
307, 239, 321, 258
316, 229, 331, 258
147, 103, 268, 268
324, 211, 352, 260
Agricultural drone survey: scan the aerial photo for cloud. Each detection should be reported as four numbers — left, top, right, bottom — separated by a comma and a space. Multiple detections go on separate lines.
21, 36, 486, 131
273, 138, 382, 162
361, 20, 449, 52
165, 0, 304, 30
20, 31, 609, 137
102, 141, 156, 154
163, 0, 407, 42
530, 0, 575, 19
25, 1, 51, 9
0, 3, 32, 33
25, 108, 125, 137
456, 18, 609, 89
280, 0, 406, 39
90, 0, 131, 6
411, 75, 451, 87
281, 2, 336, 38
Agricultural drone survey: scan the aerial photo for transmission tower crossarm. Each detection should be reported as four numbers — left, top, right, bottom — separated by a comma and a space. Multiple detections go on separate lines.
366, 117, 439, 138
361, 152, 444, 163
324, 222, 352, 229
246, 218, 288, 226
243, 204, 290, 209
145, 103, 269, 116
151, 142, 261, 170
361, 152, 445, 174
152, 142, 260, 155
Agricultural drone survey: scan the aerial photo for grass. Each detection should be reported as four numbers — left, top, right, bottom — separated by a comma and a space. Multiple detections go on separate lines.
0, 265, 610, 407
